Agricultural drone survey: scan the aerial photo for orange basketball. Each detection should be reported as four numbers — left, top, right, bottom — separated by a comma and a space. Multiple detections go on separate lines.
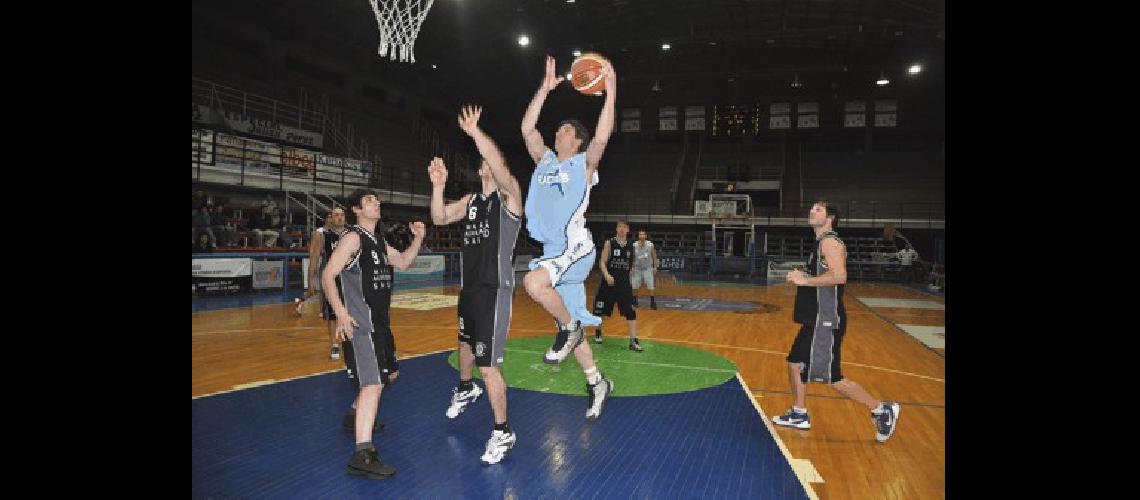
570, 52, 609, 95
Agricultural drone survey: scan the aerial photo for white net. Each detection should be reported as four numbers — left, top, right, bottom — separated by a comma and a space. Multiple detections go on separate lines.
368, 0, 435, 63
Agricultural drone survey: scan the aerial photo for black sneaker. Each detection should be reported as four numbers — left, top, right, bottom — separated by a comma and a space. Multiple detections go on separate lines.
347, 448, 396, 479
628, 338, 644, 352
342, 412, 385, 433
594, 329, 603, 344
650, 298, 658, 310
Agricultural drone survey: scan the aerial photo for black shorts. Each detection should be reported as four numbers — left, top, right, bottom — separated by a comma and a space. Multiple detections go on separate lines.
592, 278, 636, 320
343, 322, 399, 389
457, 286, 513, 368
786, 321, 846, 384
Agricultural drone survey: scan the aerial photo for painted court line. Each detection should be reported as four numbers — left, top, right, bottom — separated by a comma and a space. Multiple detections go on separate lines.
501, 347, 736, 373
191, 347, 455, 399
896, 324, 945, 349
855, 297, 944, 310
852, 295, 946, 359
736, 373, 821, 499
651, 338, 944, 383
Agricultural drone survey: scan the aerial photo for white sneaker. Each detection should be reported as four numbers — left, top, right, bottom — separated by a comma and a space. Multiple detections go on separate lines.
445, 384, 484, 419
585, 376, 614, 422
330, 345, 341, 360
480, 429, 517, 464
544, 322, 584, 364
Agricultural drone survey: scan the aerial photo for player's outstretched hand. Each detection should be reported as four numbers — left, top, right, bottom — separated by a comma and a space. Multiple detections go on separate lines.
428, 157, 448, 187
409, 221, 426, 239
457, 105, 483, 135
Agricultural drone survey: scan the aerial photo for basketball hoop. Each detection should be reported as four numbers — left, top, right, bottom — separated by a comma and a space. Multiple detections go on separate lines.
368, 0, 435, 63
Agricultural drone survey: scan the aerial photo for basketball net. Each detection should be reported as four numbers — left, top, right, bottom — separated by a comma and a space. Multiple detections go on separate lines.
368, 0, 435, 63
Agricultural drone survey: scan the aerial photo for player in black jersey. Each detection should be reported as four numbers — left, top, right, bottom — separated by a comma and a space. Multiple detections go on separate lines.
591, 220, 643, 351
307, 206, 348, 361
429, 105, 524, 465
773, 201, 901, 443
322, 189, 426, 479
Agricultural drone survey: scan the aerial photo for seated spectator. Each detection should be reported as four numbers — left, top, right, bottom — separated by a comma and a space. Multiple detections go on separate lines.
193, 205, 216, 245
193, 189, 210, 211
250, 211, 279, 248
193, 231, 214, 253
208, 205, 230, 246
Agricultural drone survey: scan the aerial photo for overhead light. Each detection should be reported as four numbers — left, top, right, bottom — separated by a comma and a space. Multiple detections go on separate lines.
432, 64, 437, 69
876, 71, 890, 86
708, 41, 717, 46
567, 0, 575, 3
651, 80, 661, 92
661, 43, 671, 50
908, 64, 922, 75
572, 49, 581, 57
791, 73, 802, 88
518, 35, 530, 47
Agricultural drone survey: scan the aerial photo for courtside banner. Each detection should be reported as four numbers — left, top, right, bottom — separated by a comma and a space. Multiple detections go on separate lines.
193, 258, 252, 294
394, 255, 445, 283
657, 255, 686, 270
252, 260, 285, 289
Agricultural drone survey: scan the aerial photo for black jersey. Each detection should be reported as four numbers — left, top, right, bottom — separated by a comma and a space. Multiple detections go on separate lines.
605, 237, 633, 282
792, 231, 847, 325
318, 226, 345, 270
460, 191, 522, 288
341, 224, 395, 325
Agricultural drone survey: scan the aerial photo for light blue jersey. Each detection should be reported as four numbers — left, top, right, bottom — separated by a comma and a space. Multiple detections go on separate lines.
525, 150, 598, 247
525, 150, 602, 327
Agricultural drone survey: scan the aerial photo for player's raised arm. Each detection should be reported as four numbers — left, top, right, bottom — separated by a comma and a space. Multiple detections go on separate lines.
522, 55, 562, 163
428, 157, 473, 225
585, 58, 617, 174
385, 221, 426, 270
458, 105, 523, 216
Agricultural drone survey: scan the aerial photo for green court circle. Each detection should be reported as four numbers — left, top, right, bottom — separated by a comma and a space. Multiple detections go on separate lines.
446, 336, 737, 397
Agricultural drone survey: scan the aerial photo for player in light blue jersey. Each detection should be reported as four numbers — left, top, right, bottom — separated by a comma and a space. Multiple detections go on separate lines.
520, 55, 616, 422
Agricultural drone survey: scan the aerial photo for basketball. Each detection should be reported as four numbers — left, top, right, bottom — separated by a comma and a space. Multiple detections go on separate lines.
570, 52, 609, 95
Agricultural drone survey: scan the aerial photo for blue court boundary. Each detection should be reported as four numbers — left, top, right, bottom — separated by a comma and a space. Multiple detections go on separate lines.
192, 351, 812, 499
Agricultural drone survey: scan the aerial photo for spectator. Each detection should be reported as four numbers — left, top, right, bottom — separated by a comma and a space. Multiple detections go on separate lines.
193, 205, 215, 245
193, 231, 214, 253
929, 262, 945, 291
897, 246, 919, 284
208, 205, 229, 247
193, 190, 210, 211
251, 209, 280, 247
